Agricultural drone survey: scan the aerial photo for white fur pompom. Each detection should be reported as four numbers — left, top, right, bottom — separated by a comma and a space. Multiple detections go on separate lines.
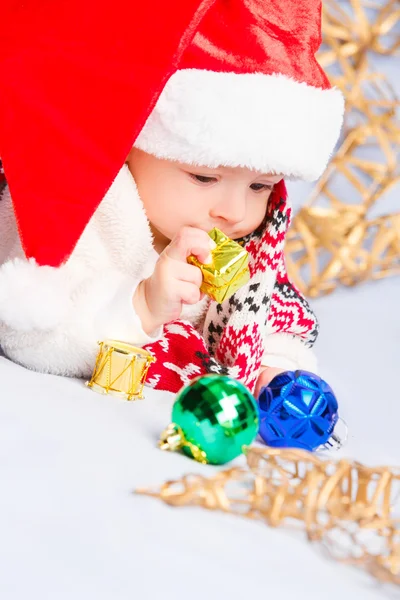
0, 258, 71, 331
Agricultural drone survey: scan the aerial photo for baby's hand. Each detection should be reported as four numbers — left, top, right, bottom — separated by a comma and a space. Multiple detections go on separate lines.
254, 366, 286, 399
134, 226, 215, 334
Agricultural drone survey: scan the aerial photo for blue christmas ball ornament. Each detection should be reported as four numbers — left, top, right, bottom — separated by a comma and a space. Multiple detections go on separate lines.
258, 370, 339, 452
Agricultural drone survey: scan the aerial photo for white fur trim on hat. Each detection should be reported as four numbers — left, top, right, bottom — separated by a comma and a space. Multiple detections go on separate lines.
135, 69, 345, 181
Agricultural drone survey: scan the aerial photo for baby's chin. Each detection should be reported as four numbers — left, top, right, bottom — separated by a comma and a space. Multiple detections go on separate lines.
218, 221, 265, 240
229, 227, 256, 240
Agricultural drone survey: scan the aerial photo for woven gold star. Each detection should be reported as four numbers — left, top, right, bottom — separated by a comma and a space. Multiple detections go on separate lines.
286, 0, 400, 297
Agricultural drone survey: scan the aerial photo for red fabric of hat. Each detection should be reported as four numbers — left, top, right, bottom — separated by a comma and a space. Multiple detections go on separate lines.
0, 0, 343, 269
0, 0, 215, 267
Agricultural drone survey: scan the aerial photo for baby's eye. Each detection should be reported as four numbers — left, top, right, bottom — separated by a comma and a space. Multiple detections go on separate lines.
190, 174, 217, 184
250, 183, 274, 192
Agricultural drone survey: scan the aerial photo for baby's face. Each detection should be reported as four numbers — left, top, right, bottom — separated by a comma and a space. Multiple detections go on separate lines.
128, 148, 282, 248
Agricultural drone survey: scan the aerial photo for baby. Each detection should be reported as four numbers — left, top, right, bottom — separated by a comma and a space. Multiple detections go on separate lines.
0, 0, 344, 396
0, 148, 317, 395
129, 149, 281, 333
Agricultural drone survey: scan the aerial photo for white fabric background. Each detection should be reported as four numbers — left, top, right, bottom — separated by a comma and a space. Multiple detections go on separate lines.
1, 274, 399, 600
1, 50, 399, 600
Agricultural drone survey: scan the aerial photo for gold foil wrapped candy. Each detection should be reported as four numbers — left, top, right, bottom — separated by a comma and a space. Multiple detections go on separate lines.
87, 340, 155, 400
187, 228, 250, 303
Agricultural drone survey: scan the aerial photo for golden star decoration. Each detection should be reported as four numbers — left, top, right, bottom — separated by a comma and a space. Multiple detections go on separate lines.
137, 446, 400, 586
286, 0, 400, 297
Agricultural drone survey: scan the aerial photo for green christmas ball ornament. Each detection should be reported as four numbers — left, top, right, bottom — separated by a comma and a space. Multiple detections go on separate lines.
159, 374, 259, 465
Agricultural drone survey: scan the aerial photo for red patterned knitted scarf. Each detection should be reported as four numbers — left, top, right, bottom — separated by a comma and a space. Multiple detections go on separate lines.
143, 182, 318, 394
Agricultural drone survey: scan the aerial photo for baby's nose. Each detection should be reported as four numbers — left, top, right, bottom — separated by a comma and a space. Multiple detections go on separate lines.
210, 193, 246, 225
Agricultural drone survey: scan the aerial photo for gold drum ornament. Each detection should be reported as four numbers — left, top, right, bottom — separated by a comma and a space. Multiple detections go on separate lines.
87, 340, 155, 400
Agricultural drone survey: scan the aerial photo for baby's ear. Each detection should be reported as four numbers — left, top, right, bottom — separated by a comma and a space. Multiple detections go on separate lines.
0, 258, 71, 331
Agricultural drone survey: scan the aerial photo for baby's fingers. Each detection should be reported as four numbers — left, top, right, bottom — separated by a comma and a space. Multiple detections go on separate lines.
177, 281, 202, 306
165, 226, 215, 264
171, 261, 203, 288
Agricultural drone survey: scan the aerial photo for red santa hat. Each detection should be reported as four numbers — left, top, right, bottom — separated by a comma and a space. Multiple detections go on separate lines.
0, 0, 344, 268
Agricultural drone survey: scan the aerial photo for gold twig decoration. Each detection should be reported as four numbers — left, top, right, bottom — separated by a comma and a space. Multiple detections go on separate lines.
137, 447, 400, 586
286, 0, 400, 297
